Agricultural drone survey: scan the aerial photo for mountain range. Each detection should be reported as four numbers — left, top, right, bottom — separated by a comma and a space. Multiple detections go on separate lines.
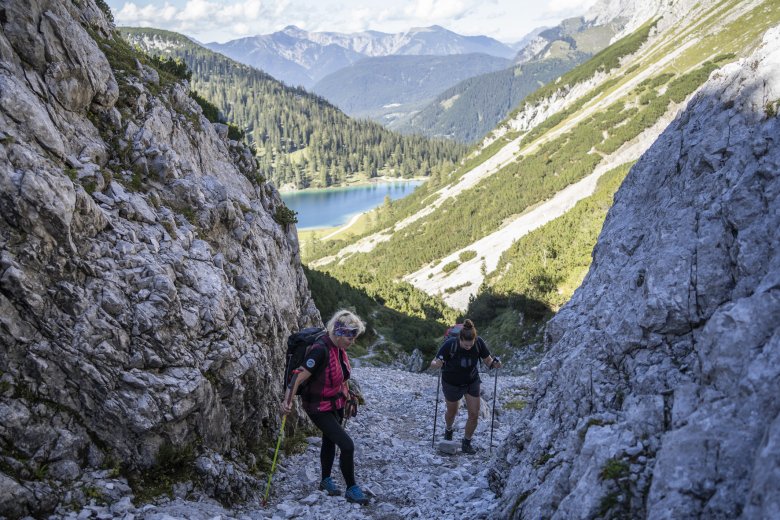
206, 25, 517, 88
202, 20, 626, 144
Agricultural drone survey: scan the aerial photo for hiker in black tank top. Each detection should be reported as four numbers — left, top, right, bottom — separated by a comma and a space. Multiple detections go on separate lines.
429, 319, 501, 454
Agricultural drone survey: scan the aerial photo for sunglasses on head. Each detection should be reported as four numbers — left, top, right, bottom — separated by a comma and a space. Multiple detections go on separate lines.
335, 327, 359, 338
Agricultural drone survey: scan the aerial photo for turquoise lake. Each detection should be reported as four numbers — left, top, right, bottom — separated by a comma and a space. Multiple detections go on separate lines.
280, 180, 424, 230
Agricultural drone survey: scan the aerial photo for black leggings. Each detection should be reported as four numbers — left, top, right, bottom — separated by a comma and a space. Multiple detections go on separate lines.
305, 408, 355, 488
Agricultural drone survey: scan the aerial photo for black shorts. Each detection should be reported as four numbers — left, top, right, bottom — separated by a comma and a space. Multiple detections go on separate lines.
442, 380, 480, 402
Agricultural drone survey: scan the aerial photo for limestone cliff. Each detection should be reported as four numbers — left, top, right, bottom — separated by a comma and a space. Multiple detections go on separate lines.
0, 0, 318, 516
490, 27, 780, 519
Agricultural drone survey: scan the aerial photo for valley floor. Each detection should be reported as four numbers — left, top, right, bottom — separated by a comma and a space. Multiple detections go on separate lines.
58, 367, 532, 519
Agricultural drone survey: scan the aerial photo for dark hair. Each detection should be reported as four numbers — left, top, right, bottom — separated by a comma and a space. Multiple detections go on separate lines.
459, 319, 476, 341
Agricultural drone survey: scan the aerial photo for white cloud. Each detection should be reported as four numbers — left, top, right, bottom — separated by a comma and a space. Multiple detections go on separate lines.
543, 0, 599, 16
114, 0, 278, 40
109, 0, 596, 43
216, 0, 265, 22
341, 8, 381, 33
177, 0, 212, 22
404, 0, 474, 20
232, 22, 252, 35
116, 2, 177, 23
271, 0, 292, 17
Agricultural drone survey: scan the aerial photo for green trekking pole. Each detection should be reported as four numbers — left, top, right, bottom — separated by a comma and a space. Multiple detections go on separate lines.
262, 414, 286, 506
432, 370, 441, 449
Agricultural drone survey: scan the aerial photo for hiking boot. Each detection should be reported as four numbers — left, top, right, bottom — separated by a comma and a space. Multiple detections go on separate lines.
461, 438, 477, 454
319, 476, 341, 496
444, 428, 453, 441
345, 484, 369, 505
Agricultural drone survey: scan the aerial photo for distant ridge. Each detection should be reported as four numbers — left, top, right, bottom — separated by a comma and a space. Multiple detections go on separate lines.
206, 25, 516, 88
311, 53, 512, 125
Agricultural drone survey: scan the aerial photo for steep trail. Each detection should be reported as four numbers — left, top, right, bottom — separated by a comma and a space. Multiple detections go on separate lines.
77, 367, 532, 519
265, 367, 532, 519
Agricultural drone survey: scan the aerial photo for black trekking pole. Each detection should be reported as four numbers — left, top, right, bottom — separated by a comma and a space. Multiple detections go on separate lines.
490, 366, 499, 453
432, 370, 441, 449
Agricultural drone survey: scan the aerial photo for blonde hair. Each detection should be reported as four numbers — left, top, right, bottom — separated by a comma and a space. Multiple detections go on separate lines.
459, 319, 477, 341
326, 309, 365, 337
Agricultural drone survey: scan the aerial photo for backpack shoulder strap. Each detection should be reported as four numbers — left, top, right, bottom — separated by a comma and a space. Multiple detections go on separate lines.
442, 336, 458, 358
476, 336, 487, 356
305, 337, 330, 374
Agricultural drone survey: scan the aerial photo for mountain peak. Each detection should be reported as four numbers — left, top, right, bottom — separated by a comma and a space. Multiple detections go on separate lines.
280, 24, 307, 35
409, 25, 448, 33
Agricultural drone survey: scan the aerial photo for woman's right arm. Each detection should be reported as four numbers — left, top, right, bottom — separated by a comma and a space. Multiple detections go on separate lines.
281, 369, 312, 415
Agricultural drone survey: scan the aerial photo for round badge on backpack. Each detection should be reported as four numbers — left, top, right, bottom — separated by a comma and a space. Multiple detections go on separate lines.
306, 359, 315, 369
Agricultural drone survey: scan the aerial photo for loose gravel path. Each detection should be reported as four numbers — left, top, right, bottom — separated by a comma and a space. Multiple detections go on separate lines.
95, 366, 533, 520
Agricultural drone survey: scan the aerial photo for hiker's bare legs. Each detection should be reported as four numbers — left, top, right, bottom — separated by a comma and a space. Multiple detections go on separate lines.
445, 400, 458, 430
464, 394, 480, 439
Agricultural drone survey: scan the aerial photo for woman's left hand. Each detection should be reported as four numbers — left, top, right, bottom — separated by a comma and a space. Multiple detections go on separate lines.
345, 398, 358, 418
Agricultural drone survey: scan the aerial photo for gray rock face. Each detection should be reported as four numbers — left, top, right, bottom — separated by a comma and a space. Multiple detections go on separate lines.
0, 0, 318, 516
490, 26, 780, 519
585, 0, 691, 37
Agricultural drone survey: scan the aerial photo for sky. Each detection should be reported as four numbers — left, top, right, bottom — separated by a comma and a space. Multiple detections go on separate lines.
105, 0, 599, 44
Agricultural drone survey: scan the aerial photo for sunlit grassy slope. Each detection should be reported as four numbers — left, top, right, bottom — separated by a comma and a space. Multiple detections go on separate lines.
303, 0, 779, 358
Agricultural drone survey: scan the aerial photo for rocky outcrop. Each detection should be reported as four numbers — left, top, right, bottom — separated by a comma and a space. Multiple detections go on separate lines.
584, 0, 714, 39
490, 26, 780, 520
0, 0, 318, 517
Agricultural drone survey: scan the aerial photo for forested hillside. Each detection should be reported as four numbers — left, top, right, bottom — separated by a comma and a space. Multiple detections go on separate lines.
394, 54, 588, 142
311, 53, 511, 124
307, 0, 779, 360
305, 267, 458, 360
394, 18, 621, 142
120, 28, 467, 189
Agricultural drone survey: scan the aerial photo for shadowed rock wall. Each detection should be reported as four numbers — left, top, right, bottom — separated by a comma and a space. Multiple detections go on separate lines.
490, 26, 780, 520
